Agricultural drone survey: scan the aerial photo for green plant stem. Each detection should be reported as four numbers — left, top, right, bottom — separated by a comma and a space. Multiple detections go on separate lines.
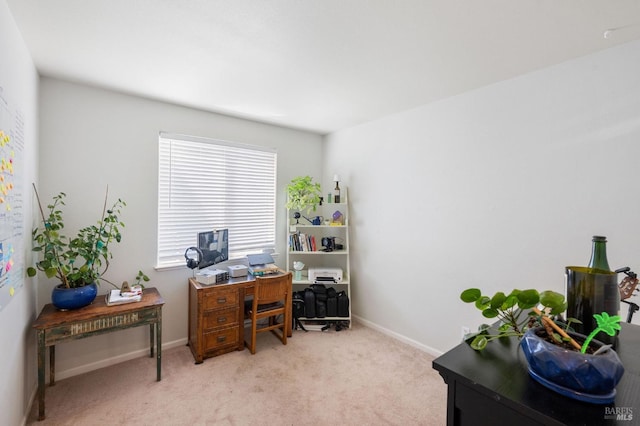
488, 332, 522, 339
94, 186, 112, 278
99, 277, 120, 289
32, 183, 70, 288
497, 308, 527, 335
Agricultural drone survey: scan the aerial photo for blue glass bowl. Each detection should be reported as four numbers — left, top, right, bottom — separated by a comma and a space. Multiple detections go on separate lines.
51, 283, 98, 310
520, 327, 624, 398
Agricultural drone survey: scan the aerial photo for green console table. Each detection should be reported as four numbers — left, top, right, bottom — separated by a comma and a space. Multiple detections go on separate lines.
33, 287, 164, 421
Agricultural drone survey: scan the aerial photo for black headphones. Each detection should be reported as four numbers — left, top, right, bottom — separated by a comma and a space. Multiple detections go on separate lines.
184, 247, 203, 270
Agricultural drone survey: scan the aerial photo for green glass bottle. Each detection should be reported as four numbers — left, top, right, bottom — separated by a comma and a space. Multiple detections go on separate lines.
333, 181, 341, 204
566, 235, 619, 346
588, 235, 610, 271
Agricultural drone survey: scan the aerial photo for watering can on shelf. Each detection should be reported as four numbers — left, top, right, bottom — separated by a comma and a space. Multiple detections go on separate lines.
303, 215, 324, 225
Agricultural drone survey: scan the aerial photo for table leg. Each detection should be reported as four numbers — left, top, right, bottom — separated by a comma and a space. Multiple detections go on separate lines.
286, 291, 292, 337
149, 324, 154, 358
37, 331, 45, 421
156, 308, 162, 381
239, 288, 246, 351
49, 345, 55, 386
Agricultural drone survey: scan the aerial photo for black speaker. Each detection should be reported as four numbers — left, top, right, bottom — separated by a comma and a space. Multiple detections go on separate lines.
184, 247, 203, 270
321, 237, 335, 252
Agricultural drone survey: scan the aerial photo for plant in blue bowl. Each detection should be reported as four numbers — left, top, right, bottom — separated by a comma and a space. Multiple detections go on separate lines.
461, 288, 624, 404
520, 312, 624, 403
27, 185, 126, 309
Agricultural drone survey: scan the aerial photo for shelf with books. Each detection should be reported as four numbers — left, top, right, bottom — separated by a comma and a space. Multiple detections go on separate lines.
286, 190, 351, 329
287, 250, 349, 255
292, 224, 347, 229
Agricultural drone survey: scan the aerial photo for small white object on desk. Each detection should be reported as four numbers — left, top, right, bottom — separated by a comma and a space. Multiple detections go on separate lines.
228, 264, 248, 278
195, 268, 229, 285
106, 285, 143, 306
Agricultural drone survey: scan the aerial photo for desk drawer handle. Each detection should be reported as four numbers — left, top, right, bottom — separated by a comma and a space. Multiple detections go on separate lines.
217, 297, 227, 304
217, 336, 227, 343
217, 317, 227, 323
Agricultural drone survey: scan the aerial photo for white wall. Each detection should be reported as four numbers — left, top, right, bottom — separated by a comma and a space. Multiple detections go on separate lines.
38, 78, 322, 377
325, 40, 640, 354
10, 11, 640, 421
0, 1, 39, 425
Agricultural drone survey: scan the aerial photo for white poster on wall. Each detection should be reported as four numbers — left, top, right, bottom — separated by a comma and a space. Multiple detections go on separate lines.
0, 85, 25, 312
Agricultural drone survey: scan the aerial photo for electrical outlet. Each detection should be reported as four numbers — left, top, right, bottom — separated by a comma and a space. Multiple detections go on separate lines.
461, 326, 470, 339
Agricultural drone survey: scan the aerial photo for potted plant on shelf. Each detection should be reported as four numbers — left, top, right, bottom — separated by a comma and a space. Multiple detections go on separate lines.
27, 184, 127, 310
460, 287, 624, 404
286, 175, 322, 219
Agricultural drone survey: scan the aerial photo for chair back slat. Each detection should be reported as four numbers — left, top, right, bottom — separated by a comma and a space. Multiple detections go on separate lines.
255, 272, 291, 305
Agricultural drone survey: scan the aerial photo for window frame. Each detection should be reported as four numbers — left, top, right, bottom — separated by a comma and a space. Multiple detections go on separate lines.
157, 132, 277, 269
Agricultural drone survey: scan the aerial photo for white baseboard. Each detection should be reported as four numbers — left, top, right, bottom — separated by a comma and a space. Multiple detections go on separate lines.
353, 315, 444, 357
45, 320, 441, 382
24, 338, 188, 425
23, 387, 37, 426
52, 337, 188, 382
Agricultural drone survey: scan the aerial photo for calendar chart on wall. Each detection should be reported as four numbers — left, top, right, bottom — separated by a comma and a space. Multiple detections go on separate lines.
0, 85, 25, 312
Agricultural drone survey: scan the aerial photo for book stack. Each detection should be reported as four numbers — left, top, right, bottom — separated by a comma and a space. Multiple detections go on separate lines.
248, 264, 280, 276
105, 285, 143, 306
289, 232, 317, 251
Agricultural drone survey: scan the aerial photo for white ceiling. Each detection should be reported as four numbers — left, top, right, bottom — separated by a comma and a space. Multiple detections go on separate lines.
7, 0, 640, 135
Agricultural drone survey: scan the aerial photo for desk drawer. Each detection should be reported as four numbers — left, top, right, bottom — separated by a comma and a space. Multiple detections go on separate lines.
43, 309, 158, 345
203, 326, 240, 352
202, 288, 239, 310
203, 307, 238, 330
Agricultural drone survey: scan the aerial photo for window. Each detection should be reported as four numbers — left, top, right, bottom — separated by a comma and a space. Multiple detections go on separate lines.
157, 132, 277, 268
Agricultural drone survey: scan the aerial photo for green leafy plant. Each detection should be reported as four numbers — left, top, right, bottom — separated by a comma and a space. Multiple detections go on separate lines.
26, 185, 126, 288
285, 176, 322, 213
460, 287, 621, 353
134, 270, 150, 287
460, 288, 567, 351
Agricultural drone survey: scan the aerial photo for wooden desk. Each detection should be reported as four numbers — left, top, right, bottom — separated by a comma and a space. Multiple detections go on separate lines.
188, 273, 292, 363
33, 287, 164, 421
432, 322, 640, 425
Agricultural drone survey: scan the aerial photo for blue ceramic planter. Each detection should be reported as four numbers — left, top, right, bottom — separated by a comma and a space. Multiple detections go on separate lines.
520, 327, 624, 404
51, 283, 98, 310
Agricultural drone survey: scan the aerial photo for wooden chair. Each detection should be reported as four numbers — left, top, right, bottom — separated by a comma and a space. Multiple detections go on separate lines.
245, 272, 292, 354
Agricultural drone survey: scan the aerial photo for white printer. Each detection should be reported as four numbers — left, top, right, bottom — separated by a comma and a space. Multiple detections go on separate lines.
308, 267, 343, 283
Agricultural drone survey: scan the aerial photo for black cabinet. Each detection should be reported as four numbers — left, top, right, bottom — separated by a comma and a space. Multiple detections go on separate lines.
432, 322, 640, 425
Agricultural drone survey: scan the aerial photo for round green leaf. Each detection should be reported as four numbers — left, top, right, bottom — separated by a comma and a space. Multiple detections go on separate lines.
470, 335, 488, 351
490, 292, 506, 309
497, 323, 511, 332
475, 296, 491, 310
540, 290, 565, 309
482, 308, 499, 318
502, 294, 519, 309
548, 301, 567, 316
460, 288, 481, 303
517, 289, 540, 308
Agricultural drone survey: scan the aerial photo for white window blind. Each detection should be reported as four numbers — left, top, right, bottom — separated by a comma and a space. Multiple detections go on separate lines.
157, 132, 277, 268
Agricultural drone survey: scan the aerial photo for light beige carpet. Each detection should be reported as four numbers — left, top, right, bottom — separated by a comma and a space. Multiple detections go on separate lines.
26, 322, 447, 425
